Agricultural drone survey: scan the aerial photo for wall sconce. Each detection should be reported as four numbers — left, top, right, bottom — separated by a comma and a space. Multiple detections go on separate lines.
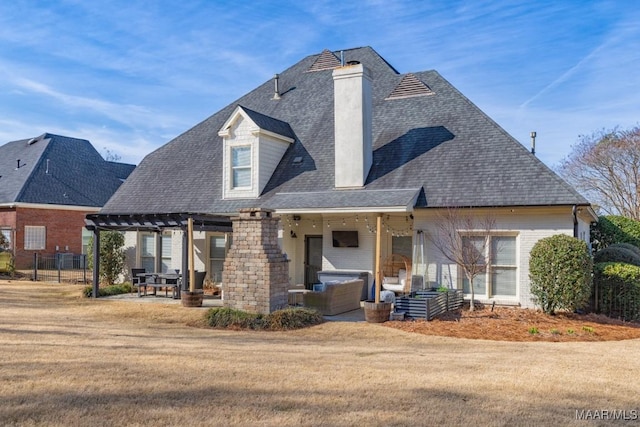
290, 230, 297, 238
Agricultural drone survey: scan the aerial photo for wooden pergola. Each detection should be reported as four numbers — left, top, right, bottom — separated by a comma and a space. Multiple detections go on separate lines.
84, 212, 233, 298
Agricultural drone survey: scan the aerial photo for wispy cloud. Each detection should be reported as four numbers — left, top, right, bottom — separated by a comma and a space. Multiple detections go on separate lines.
519, 42, 606, 110
0, 0, 638, 168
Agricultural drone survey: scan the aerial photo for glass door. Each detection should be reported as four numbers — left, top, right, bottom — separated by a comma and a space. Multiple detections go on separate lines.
304, 235, 323, 288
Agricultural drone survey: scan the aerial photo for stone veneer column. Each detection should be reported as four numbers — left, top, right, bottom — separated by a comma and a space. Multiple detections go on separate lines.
222, 208, 289, 314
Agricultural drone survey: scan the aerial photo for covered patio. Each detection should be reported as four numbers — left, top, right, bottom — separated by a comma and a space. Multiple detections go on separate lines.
84, 212, 232, 298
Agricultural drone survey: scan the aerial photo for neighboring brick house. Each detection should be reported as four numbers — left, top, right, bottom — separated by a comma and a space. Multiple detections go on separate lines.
0, 133, 134, 269
91, 47, 596, 309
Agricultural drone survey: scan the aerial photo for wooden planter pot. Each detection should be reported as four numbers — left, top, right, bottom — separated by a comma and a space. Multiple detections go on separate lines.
363, 301, 392, 323
181, 290, 204, 307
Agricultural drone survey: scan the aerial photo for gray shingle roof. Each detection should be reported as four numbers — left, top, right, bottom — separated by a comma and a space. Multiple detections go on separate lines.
239, 106, 296, 140
0, 133, 135, 207
101, 46, 588, 215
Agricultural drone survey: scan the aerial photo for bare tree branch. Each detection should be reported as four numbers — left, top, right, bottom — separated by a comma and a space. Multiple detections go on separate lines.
428, 208, 496, 311
558, 126, 640, 219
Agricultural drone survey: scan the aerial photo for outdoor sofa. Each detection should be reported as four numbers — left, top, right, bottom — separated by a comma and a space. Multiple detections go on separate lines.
303, 279, 363, 316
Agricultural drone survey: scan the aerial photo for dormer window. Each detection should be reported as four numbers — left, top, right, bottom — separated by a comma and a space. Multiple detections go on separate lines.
218, 106, 295, 199
232, 146, 251, 189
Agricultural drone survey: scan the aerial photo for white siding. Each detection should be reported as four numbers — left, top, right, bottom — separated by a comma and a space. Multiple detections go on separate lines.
258, 136, 289, 194
223, 116, 257, 199
222, 113, 292, 199
280, 214, 378, 286
415, 207, 581, 308
322, 221, 376, 277
123, 231, 138, 279
192, 230, 207, 272
169, 229, 183, 271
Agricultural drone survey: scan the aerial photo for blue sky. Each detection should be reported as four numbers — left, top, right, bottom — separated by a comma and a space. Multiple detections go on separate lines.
1, 1, 638, 168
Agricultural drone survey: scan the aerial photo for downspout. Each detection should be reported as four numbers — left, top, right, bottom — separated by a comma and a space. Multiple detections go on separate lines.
572, 205, 579, 238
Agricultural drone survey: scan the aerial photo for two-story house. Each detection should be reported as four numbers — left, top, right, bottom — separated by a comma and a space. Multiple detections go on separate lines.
88, 47, 595, 308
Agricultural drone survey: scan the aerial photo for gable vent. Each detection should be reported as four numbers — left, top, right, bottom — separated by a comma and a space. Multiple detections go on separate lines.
307, 49, 341, 72
385, 73, 434, 100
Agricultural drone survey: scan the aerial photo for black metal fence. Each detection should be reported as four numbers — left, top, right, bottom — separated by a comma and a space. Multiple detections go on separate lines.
32, 253, 89, 283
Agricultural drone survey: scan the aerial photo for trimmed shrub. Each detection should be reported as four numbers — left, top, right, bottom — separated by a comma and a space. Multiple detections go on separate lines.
205, 307, 263, 330
614, 242, 640, 258
593, 244, 640, 267
264, 308, 324, 330
82, 283, 133, 297
205, 307, 323, 330
593, 262, 640, 321
529, 234, 592, 314
591, 215, 640, 251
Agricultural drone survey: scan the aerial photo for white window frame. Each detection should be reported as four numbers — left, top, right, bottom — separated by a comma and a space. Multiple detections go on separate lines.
459, 233, 518, 299
139, 232, 172, 273
160, 233, 172, 272
1, 228, 12, 251
24, 226, 46, 250
231, 145, 252, 189
140, 232, 156, 272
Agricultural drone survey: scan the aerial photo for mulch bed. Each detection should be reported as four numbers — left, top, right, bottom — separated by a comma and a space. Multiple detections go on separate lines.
385, 306, 640, 342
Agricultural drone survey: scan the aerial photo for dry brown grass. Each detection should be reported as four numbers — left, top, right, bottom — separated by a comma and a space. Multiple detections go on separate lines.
2, 280, 640, 426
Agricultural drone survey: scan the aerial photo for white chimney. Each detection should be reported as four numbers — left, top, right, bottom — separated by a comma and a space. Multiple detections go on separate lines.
332, 62, 373, 188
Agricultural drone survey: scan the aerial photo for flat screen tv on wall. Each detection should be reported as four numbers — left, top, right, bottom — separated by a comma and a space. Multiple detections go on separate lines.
332, 230, 359, 248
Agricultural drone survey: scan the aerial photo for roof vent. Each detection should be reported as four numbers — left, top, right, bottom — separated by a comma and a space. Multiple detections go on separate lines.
386, 73, 434, 100
15, 159, 25, 170
292, 156, 303, 164
272, 74, 281, 100
307, 49, 341, 72
27, 137, 38, 145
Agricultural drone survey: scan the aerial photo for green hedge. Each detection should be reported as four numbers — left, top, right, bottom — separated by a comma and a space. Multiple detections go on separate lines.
614, 242, 640, 258
529, 234, 592, 314
593, 262, 640, 321
592, 215, 640, 251
593, 244, 640, 267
